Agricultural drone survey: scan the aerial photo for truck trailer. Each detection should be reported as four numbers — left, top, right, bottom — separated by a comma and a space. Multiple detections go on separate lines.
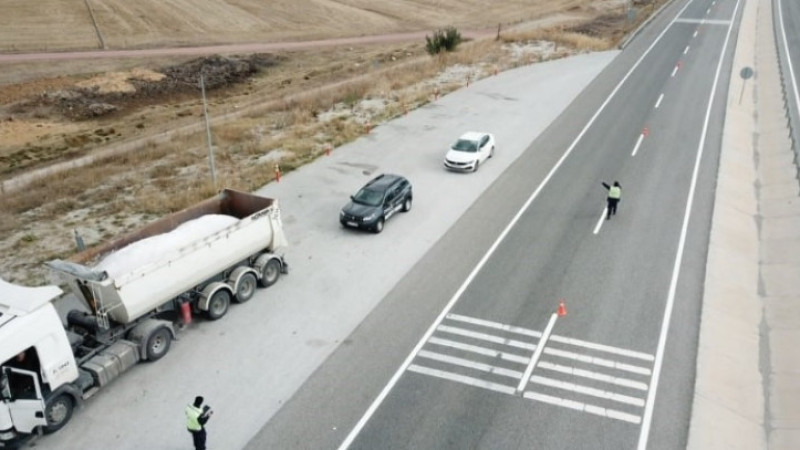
0, 189, 287, 448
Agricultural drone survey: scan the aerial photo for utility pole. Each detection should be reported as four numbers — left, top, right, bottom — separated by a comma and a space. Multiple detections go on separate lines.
200, 74, 217, 189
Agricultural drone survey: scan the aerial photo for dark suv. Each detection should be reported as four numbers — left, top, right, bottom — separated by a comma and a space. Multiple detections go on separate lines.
340, 174, 413, 233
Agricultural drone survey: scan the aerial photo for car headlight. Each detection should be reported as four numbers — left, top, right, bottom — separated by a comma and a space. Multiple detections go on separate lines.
339, 210, 345, 217
364, 212, 378, 221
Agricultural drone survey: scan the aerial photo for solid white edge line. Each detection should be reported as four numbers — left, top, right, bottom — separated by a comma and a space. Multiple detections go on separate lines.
337, 1, 696, 445
517, 313, 557, 392
777, 0, 800, 121
636, 0, 742, 448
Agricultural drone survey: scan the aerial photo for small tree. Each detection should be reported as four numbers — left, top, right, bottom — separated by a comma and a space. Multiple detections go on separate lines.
425, 27, 462, 55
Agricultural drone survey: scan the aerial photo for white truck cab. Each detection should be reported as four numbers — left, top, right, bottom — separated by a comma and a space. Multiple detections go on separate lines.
0, 279, 80, 447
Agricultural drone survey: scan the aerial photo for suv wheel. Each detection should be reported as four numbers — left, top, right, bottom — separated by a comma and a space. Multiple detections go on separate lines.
373, 218, 384, 233
402, 197, 412, 212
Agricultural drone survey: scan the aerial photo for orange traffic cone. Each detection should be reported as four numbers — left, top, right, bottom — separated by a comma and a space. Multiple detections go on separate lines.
557, 300, 567, 317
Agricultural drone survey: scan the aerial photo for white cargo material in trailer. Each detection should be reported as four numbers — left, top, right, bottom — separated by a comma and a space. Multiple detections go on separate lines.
0, 189, 288, 448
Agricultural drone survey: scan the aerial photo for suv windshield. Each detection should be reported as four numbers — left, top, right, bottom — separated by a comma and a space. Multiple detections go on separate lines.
452, 139, 478, 152
352, 188, 384, 206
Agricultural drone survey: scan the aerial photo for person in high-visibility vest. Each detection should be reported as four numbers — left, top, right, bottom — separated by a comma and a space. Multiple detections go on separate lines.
186, 396, 213, 450
602, 181, 622, 219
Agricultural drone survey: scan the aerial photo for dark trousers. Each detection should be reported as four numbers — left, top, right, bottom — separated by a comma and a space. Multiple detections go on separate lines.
190, 428, 206, 450
606, 198, 619, 218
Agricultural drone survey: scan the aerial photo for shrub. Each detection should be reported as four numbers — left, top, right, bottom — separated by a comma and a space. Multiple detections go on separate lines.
426, 27, 462, 55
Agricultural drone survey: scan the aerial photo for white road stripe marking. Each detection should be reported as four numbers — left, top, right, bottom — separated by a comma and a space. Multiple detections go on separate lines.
445, 313, 543, 338
537, 361, 649, 391
777, 0, 800, 137
593, 207, 608, 234
684, 45, 690, 54
550, 334, 654, 361
427, 337, 531, 364
517, 313, 558, 392
417, 350, 524, 379
543, 348, 652, 376
436, 325, 536, 350
523, 391, 642, 424
693, 30, 699, 37
638, 0, 742, 447
632, 132, 645, 157
676, 18, 730, 25
408, 365, 517, 395
655, 93, 665, 108
671, 65, 679, 77
529, 375, 645, 407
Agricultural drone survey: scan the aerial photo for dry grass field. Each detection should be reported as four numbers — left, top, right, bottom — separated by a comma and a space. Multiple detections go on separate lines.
0, 0, 663, 284
0, 0, 588, 52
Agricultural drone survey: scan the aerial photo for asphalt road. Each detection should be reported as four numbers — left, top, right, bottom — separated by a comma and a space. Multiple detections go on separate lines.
776, 0, 800, 149
245, 0, 741, 449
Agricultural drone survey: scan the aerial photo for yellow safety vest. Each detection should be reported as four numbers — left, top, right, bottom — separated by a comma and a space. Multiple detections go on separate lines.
608, 186, 621, 199
186, 405, 203, 431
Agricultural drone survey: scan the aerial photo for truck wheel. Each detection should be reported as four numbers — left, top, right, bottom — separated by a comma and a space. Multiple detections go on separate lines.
206, 289, 231, 320
258, 259, 281, 288
235, 272, 258, 303
145, 327, 172, 361
43, 394, 74, 434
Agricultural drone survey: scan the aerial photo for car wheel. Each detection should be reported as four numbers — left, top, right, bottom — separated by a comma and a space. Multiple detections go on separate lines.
489, 146, 495, 158
373, 218, 384, 233
473, 161, 479, 172
402, 197, 412, 212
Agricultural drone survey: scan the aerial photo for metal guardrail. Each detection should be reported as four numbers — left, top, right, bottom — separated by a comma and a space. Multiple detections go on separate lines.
773, 0, 800, 191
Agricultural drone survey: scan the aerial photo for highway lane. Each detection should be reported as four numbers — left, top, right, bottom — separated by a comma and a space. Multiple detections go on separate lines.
776, 0, 800, 156
245, 0, 740, 448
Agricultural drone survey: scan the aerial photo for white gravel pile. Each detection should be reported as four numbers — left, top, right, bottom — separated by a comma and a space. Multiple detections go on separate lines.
95, 214, 238, 278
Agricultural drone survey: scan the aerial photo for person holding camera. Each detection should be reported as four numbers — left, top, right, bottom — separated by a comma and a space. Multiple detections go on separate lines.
186, 395, 213, 450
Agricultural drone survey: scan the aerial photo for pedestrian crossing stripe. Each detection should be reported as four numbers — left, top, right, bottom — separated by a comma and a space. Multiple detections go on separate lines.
408, 313, 655, 424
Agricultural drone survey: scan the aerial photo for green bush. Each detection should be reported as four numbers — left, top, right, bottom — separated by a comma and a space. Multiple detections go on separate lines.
425, 27, 462, 55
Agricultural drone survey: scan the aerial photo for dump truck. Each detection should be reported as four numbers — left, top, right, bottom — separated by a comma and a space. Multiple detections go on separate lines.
0, 189, 287, 448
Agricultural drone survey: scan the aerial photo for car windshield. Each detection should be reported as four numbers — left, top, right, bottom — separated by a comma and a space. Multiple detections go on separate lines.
352, 188, 383, 206
452, 139, 478, 152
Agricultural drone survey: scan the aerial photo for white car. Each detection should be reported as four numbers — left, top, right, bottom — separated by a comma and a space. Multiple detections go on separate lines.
443, 131, 495, 172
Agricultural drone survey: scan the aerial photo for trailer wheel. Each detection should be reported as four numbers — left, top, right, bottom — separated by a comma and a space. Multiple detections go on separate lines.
145, 327, 172, 361
258, 258, 281, 288
206, 289, 231, 320
43, 394, 74, 434
235, 272, 258, 303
